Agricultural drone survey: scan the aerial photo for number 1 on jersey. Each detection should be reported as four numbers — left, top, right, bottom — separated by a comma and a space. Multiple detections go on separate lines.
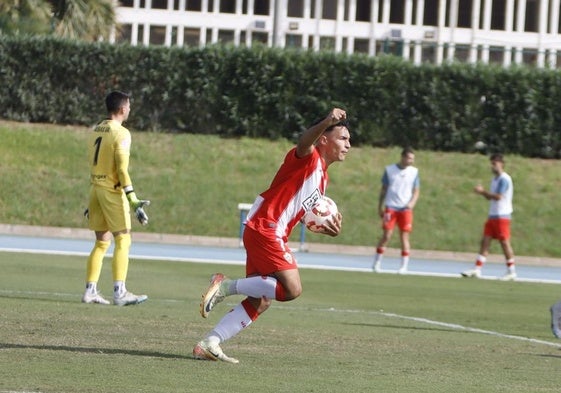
93, 136, 102, 166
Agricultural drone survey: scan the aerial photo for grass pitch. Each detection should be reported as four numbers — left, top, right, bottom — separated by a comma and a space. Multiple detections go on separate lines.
1, 251, 560, 393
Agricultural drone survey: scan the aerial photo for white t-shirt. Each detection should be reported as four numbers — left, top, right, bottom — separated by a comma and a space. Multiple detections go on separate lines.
382, 164, 420, 210
488, 172, 513, 218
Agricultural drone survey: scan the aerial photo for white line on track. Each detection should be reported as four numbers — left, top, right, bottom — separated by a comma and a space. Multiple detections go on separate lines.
2, 288, 560, 349
2, 247, 561, 284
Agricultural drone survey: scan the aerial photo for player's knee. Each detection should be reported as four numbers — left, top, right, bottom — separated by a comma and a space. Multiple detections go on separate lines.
283, 283, 302, 301
114, 233, 131, 252
249, 297, 272, 314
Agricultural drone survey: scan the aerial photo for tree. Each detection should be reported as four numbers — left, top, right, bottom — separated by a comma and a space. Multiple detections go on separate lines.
49, 0, 117, 41
0, 0, 117, 41
0, 0, 52, 36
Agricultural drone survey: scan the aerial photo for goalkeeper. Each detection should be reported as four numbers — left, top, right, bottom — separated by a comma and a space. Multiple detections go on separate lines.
82, 90, 149, 306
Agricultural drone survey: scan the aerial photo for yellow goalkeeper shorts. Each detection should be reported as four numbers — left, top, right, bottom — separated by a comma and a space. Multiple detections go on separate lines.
88, 186, 131, 233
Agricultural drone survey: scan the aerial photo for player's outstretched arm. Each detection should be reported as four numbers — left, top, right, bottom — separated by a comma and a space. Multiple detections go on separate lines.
296, 108, 346, 158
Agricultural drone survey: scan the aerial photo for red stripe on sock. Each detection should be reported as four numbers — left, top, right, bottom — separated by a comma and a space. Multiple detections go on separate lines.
401, 251, 409, 257
376, 247, 385, 254
241, 298, 260, 321
275, 282, 286, 302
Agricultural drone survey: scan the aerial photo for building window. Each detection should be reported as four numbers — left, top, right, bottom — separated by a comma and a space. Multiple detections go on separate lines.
355, 0, 371, 22
525, 0, 539, 32
457, 0, 472, 28
286, 34, 302, 48
137, 24, 144, 44
320, 36, 335, 51
287, 0, 303, 17
152, 0, 167, 9
150, 25, 166, 45
184, 28, 200, 46
489, 46, 504, 64
171, 26, 178, 44
522, 48, 538, 65
453, 44, 470, 62
322, 0, 337, 20
423, 0, 438, 26
220, 0, 235, 13
218, 29, 235, 43
254, 0, 270, 15
116, 24, 132, 43
390, 0, 405, 24
354, 38, 369, 53
186, 0, 202, 11
490, 0, 506, 30
119, 0, 134, 7
252, 31, 268, 44
421, 42, 437, 63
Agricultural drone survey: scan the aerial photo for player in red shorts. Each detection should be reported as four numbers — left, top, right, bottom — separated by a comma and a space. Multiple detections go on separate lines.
193, 108, 350, 363
372, 147, 420, 274
462, 153, 516, 280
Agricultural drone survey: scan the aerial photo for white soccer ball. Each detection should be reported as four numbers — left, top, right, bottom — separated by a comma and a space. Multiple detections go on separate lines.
474, 141, 486, 150
303, 196, 338, 233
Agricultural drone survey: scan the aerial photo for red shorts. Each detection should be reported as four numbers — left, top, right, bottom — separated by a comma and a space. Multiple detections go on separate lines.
483, 218, 511, 240
383, 208, 413, 232
243, 225, 298, 277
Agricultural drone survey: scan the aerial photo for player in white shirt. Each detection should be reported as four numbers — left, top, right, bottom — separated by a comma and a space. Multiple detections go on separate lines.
462, 153, 516, 280
373, 147, 420, 273
193, 108, 350, 363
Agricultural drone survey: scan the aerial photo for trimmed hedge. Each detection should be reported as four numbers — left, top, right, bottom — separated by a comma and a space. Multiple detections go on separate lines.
2, 36, 561, 157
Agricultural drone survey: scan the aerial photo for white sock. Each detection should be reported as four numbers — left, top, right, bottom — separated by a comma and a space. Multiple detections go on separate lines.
113, 281, 126, 297
233, 276, 278, 300
85, 281, 97, 294
401, 256, 409, 270
208, 303, 253, 342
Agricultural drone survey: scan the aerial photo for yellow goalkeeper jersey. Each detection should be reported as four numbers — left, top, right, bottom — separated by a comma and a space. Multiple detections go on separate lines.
88, 119, 133, 192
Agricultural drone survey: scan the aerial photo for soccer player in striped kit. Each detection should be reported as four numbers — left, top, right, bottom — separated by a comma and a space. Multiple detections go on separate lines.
193, 108, 350, 363
372, 147, 420, 274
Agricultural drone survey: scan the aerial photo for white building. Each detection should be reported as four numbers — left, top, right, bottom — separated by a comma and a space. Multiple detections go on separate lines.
114, 0, 561, 68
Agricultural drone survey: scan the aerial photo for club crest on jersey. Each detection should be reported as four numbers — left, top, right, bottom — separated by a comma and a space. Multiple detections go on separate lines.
283, 252, 294, 264
302, 189, 322, 212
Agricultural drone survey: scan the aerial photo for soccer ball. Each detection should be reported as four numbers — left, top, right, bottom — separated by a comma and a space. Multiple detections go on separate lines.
474, 141, 486, 150
303, 196, 338, 233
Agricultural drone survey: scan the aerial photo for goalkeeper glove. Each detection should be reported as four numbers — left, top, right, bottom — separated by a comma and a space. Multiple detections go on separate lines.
124, 187, 151, 225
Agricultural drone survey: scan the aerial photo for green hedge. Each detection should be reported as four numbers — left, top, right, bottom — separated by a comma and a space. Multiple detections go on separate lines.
2, 36, 561, 157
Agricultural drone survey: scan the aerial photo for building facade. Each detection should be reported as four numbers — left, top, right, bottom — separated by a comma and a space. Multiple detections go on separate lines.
114, 0, 561, 68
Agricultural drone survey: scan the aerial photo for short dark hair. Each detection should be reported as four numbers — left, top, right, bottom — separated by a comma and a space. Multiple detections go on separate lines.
325, 118, 350, 133
401, 146, 414, 157
105, 90, 130, 114
490, 153, 504, 163
309, 117, 350, 133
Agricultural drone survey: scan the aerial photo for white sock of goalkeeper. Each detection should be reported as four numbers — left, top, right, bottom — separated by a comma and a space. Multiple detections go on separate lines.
207, 299, 259, 343
230, 276, 280, 300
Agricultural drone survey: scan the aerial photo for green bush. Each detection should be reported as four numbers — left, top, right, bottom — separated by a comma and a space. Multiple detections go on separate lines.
1, 36, 561, 157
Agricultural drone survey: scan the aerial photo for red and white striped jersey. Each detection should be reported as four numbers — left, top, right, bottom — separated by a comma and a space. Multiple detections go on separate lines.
245, 147, 328, 240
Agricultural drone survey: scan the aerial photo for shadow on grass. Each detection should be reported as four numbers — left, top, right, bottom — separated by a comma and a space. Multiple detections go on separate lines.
535, 353, 561, 359
0, 342, 192, 360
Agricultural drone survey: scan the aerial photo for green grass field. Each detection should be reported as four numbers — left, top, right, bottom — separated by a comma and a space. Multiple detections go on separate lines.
1, 251, 560, 393
2, 120, 561, 258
